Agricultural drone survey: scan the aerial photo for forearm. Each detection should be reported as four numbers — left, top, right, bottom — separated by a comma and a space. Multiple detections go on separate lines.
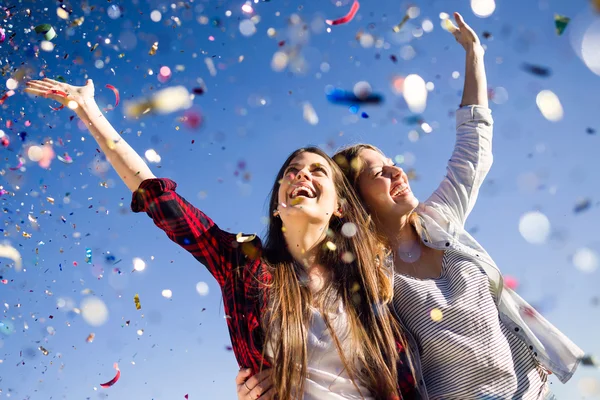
460, 45, 488, 108
77, 100, 155, 192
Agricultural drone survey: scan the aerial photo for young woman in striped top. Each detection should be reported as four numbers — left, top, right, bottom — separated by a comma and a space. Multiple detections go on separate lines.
236, 12, 583, 400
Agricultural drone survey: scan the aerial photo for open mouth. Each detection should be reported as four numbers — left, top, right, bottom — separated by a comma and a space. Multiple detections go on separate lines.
390, 182, 410, 197
289, 185, 316, 199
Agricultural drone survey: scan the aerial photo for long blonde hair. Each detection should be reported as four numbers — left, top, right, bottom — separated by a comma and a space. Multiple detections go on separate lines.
261, 147, 405, 400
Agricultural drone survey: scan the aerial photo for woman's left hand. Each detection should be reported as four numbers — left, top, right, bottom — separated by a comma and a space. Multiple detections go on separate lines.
446, 12, 482, 52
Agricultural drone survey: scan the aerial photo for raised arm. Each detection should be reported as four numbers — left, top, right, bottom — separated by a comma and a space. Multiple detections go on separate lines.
425, 13, 493, 226
24, 78, 154, 192
24, 78, 256, 285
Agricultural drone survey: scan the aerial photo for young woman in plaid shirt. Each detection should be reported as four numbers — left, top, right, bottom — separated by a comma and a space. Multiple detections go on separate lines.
25, 83, 419, 398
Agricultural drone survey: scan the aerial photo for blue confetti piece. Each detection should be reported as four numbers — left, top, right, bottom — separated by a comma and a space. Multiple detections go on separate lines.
361, 112, 369, 118
326, 88, 384, 105
85, 248, 92, 264
349, 105, 359, 114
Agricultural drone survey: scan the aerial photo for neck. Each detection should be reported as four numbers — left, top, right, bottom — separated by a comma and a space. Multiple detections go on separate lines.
282, 218, 328, 270
379, 213, 420, 253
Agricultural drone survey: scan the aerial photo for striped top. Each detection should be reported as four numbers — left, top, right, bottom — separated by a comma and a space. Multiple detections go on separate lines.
393, 250, 548, 400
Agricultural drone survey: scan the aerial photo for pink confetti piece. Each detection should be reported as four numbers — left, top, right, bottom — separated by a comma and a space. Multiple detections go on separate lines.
326, 0, 360, 26
105, 84, 120, 107
8, 156, 23, 171
100, 363, 121, 388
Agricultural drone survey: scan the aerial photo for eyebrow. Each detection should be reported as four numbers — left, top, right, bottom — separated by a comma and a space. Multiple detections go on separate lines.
286, 162, 330, 171
365, 158, 394, 170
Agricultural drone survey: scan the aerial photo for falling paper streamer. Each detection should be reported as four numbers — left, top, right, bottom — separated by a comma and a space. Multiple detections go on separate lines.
85, 248, 92, 264
326, 0, 360, 26
555, 14, 570, 35
134, 294, 141, 310
100, 363, 121, 388
0, 243, 23, 271
105, 84, 120, 107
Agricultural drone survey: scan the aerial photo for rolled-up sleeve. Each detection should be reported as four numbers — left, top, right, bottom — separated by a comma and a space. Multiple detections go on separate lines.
425, 106, 494, 226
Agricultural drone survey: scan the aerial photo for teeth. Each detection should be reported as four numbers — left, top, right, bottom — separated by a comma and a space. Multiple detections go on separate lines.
391, 184, 409, 197
291, 185, 314, 198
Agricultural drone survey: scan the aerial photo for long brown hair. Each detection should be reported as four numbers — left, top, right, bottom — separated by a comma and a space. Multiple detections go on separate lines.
333, 144, 426, 246
262, 147, 402, 400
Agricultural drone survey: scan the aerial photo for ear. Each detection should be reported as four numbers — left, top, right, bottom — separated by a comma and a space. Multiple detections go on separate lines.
333, 206, 343, 218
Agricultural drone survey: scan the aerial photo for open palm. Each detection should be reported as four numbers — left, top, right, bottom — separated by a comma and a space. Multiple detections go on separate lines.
24, 78, 95, 108
447, 12, 481, 51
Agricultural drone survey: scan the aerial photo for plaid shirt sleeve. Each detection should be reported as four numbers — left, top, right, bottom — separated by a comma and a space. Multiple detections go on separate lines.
131, 178, 236, 285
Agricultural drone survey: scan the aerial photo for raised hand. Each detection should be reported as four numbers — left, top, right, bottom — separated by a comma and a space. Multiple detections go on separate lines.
24, 78, 95, 110
446, 12, 482, 52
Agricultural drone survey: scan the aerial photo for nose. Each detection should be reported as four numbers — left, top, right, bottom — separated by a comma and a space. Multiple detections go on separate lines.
384, 165, 403, 178
294, 167, 312, 181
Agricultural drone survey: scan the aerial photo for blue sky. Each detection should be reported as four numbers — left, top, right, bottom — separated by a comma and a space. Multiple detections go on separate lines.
1, 0, 600, 398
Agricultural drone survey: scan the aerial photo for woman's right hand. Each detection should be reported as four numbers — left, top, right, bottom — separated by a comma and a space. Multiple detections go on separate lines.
236, 368, 275, 400
24, 78, 96, 111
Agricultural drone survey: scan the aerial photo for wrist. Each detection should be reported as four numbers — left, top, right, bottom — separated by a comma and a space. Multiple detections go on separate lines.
75, 98, 100, 121
465, 44, 485, 57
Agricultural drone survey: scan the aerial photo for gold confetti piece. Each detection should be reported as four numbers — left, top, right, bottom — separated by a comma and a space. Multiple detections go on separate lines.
39, 346, 49, 355
86, 333, 95, 343
430, 308, 443, 322
443, 18, 457, 33
22, 232, 32, 238
325, 241, 337, 251
134, 294, 141, 310
46, 197, 55, 204
70, 16, 84, 27
392, 14, 410, 33
149, 42, 158, 56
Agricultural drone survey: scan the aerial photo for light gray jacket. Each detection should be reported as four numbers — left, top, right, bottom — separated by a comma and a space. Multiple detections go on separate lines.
390, 105, 584, 399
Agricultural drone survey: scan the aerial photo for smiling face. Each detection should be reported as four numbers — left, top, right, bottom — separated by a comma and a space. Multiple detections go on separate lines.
276, 150, 340, 226
356, 148, 419, 220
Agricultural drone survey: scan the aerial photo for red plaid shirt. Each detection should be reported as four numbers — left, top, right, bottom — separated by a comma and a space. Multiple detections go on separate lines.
131, 178, 420, 399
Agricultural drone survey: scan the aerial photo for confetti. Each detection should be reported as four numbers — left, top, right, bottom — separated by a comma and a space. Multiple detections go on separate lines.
57, 153, 73, 164
105, 84, 120, 107
518, 211, 551, 244
326, 0, 360, 26
503, 275, 519, 290
580, 355, 599, 367
81, 297, 109, 326
34, 24, 57, 41
85, 248, 92, 264
0, 26, 5, 43
554, 14, 570, 36
149, 41, 158, 56
430, 308, 443, 322
8, 154, 23, 171
392, 14, 410, 33
0, 243, 23, 272
536, 90, 563, 122
326, 88, 383, 105
100, 363, 121, 388
86, 333, 95, 343
574, 198, 592, 214
521, 63, 551, 77
134, 294, 141, 310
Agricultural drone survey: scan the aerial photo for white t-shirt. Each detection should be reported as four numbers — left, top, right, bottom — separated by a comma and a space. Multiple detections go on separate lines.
266, 304, 374, 399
